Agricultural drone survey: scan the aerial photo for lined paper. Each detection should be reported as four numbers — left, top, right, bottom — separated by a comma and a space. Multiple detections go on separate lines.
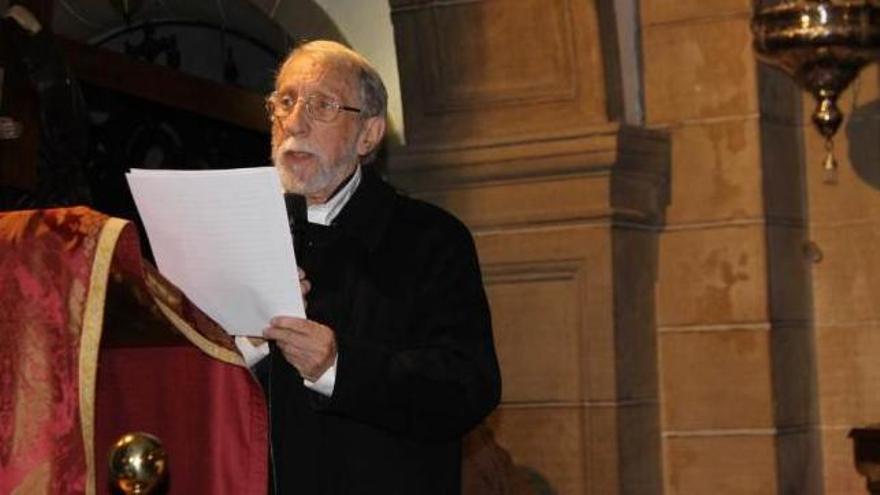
127, 167, 305, 336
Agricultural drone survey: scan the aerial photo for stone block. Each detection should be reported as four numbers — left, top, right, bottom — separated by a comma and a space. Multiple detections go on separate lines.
664, 434, 777, 494
816, 323, 880, 425
665, 119, 763, 225
476, 225, 621, 401
660, 329, 774, 430
641, 0, 751, 26
657, 225, 768, 327
811, 222, 880, 325
485, 273, 582, 403
487, 405, 586, 495
643, 17, 758, 124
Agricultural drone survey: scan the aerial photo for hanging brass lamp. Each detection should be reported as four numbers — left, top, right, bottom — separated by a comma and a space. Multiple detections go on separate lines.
752, 0, 880, 183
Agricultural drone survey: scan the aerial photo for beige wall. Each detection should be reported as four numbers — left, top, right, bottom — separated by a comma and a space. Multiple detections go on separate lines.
806, 64, 880, 493
640, 3, 782, 491
642, 0, 880, 493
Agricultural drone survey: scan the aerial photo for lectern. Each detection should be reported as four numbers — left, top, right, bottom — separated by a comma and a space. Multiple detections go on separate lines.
0, 206, 530, 494
0, 207, 267, 494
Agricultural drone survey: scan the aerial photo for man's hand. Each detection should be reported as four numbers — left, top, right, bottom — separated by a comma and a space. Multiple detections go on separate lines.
298, 267, 311, 302
264, 316, 336, 381
0, 117, 23, 140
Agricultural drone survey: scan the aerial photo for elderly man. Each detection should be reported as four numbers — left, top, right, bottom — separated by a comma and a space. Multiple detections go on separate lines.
242, 40, 501, 494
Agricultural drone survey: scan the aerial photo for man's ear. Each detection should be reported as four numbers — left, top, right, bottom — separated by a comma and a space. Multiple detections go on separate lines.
357, 116, 386, 157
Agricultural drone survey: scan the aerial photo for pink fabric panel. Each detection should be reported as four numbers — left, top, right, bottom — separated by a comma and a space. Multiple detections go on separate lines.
94, 346, 267, 495
0, 208, 107, 494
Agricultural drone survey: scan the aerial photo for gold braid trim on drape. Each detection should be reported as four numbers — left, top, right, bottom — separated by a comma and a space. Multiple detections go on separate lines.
76, 217, 245, 495
152, 298, 245, 367
78, 217, 128, 495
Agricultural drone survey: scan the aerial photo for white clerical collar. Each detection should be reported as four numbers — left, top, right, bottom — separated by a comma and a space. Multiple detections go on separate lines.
307, 166, 362, 226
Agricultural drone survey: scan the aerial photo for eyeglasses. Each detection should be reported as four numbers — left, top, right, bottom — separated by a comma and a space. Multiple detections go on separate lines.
266, 92, 362, 123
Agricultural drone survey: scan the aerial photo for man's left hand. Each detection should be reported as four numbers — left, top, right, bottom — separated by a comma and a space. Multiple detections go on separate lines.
264, 316, 337, 381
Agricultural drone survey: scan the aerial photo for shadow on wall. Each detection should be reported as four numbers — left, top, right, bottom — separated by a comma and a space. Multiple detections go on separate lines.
461, 423, 557, 495
847, 96, 880, 189
521, 468, 557, 495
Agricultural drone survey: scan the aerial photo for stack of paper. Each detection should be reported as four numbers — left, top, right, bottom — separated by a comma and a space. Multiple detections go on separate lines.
126, 167, 305, 337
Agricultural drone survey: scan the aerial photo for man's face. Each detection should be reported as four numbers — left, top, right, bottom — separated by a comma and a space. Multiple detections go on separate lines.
271, 53, 365, 203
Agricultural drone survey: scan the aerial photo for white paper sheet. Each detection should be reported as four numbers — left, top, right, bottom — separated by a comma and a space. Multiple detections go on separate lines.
126, 167, 305, 336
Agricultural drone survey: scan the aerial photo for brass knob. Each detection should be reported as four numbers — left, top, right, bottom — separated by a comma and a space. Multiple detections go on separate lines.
108, 432, 168, 494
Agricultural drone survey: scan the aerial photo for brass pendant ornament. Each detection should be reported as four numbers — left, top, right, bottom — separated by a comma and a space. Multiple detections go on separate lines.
752, 0, 880, 183
109, 432, 168, 494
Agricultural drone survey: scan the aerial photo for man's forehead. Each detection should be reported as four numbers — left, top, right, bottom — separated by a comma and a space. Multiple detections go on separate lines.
276, 53, 357, 95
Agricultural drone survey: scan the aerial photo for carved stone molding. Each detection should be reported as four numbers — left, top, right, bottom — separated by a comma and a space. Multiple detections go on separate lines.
387, 123, 670, 229
390, 0, 613, 147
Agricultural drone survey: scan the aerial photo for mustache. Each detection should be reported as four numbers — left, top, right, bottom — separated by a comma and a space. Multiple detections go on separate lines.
274, 137, 315, 158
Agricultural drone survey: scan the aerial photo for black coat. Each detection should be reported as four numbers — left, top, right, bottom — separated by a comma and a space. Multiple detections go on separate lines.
261, 168, 502, 494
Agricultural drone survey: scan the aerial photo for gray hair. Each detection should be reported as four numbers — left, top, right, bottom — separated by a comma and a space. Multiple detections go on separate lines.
277, 40, 387, 163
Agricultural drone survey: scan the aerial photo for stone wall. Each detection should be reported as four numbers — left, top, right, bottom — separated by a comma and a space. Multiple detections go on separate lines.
642, 0, 880, 493
640, 2, 785, 491
806, 64, 880, 493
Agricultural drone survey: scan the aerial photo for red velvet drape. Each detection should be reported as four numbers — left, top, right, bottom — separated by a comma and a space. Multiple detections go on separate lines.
0, 208, 268, 494
94, 346, 267, 495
